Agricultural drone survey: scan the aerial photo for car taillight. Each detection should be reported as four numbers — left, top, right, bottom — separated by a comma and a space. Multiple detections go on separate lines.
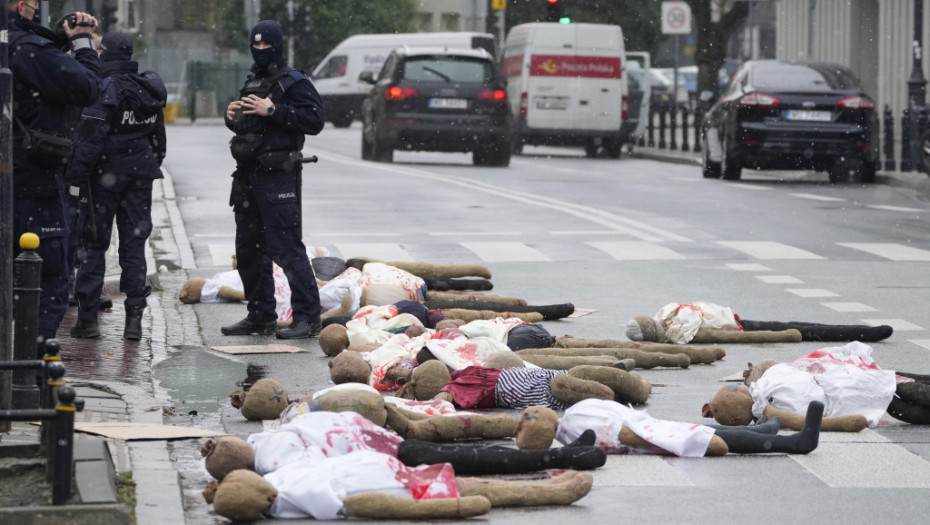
520, 92, 528, 115
386, 86, 418, 101
838, 95, 875, 110
479, 89, 507, 103
621, 95, 628, 119
738, 92, 780, 108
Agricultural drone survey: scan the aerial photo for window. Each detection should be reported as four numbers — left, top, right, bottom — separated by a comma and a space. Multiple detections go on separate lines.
440, 13, 461, 31
314, 56, 347, 80
403, 56, 491, 83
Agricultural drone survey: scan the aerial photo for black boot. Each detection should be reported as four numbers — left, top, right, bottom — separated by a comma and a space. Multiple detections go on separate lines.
70, 318, 100, 338
397, 439, 607, 475
124, 305, 145, 341
222, 317, 277, 336
276, 320, 322, 339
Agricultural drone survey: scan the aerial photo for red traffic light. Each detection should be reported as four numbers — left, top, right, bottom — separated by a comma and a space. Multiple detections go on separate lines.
547, 0, 559, 3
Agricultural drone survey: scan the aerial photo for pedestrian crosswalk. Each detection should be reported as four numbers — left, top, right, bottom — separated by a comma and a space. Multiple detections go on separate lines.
198, 240, 930, 267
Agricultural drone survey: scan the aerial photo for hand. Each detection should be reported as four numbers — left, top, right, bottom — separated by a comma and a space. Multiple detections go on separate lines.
226, 100, 243, 120
64, 12, 97, 37
240, 94, 274, 117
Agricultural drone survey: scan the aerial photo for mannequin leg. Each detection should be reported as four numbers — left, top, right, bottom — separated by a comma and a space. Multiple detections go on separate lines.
396, 440, 607, 475
714, 401, 823, 454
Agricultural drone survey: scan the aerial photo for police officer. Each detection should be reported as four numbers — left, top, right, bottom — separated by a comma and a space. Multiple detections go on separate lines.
7, 1, 100, 347
222, 20, 325, 339
68, 31, 167, 341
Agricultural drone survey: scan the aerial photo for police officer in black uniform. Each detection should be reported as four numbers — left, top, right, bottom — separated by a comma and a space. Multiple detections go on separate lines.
68, 31, 167, 341
222, 20, 325, 339
7, 1, 100, 347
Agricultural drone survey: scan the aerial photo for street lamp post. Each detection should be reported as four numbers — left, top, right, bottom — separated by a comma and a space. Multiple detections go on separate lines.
1, 0, 14, 430
908, 0, 927, 170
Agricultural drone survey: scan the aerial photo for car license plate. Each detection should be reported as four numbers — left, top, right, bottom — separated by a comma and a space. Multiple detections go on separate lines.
786, 110, 832, 122
536, 98, 568, 110
429, 98, 468, 109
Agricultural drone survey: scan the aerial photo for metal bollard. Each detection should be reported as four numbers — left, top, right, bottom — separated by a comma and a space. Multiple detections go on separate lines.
670, 106, 679, 150
681, 107, 691, 151
13, 233, 42, 409
901, 109, 912, 172
40, 339, 61, 409
693, 107, 703, 153
52, 385, 76, 505
647, 108, 656, 147
42, 360, 66, 457
883, 105, 897, 172
658, 109, 668, 149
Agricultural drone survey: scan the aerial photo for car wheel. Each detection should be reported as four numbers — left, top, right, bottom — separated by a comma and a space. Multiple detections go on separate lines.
920, 130, 930, 175
371, 127, 393, 163
331, 114, 354, 128
604, 137, 623, 159
720, 132, 742, 180
511, 134, 524, 155
702, 138, 721, 179
360, 127, 373, 161
829, 157, 874, 184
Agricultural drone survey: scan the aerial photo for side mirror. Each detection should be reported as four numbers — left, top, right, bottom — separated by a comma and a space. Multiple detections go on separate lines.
358, 71, 376, 84
699, 90, 715, 102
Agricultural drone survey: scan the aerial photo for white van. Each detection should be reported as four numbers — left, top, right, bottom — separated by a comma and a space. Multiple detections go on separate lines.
312, 32, 496, 127
502, 23, 627, 158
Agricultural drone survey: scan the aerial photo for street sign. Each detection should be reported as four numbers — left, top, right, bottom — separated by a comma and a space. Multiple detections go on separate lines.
492, 0, 506, 10
662, 1, 692, 35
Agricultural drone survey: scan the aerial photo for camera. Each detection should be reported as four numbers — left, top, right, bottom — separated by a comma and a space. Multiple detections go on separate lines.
58, 12, 97, 30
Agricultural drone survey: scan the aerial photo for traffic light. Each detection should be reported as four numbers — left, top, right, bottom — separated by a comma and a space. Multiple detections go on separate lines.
545, 0, 571, 24
545, 0, 563, 23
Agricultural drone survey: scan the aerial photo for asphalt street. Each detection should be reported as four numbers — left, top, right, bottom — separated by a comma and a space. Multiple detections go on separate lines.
52, 120, 930, 524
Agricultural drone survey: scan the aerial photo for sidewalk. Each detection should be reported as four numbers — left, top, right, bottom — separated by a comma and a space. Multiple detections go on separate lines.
1, 172, 189, 524
632, 142, 930, 199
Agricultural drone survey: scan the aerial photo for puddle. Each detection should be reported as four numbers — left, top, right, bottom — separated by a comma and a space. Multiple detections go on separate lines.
153, 346, 247, 414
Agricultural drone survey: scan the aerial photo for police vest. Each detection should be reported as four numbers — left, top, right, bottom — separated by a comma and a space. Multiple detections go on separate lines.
233, 68, 301, 135
103, 77, 160, 138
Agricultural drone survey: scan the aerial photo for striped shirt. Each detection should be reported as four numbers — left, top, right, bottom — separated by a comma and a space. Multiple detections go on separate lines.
495, 368, 568, 410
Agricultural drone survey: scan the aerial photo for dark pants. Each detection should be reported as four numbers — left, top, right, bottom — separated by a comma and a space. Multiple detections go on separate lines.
13, 197, 68, 344
233, 169, 320, 323
75, 174, 154, 321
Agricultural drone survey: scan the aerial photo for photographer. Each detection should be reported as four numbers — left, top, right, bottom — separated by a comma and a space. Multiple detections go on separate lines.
7, 1, 100, 347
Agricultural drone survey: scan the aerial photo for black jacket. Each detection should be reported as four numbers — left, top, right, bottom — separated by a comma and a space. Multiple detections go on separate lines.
68, 60, 168, 182
8, 11, 99, 195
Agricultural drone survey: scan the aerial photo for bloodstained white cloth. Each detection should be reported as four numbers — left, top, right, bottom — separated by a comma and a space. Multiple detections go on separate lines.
749, 341, 896, 427
556, 399, 715, 457
652, 301, 741, 344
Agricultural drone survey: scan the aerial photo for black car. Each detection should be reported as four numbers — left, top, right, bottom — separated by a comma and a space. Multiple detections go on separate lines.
359, 46, 512, 166
701, 60, 879, 183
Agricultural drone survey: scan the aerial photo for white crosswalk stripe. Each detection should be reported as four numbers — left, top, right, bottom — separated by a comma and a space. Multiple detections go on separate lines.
333, 243, 416, 262
587, 241, 685, 260
716, 241, 825, 260
837, 242, 930, 261
460, 242, 551, 262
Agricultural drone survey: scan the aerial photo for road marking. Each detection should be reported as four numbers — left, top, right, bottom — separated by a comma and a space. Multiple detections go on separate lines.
837, 243, 930, 261
756, 275, 804, 284
314, 232, 401, 237
334, 243, 415, 262
821, 301, 877, 312
787, 288, 840, 298
460, 242, 551, 262
318, 151, 694, 242
193, 233, 235, 238
865, 204, 923, 212
716, 241, 825, 260
208, 244, 236, 267
587, 241, 685, 260
729, 184, 771, 190
551, 230, 631, 235
909, 339, 930, 350
790, 193, 846, 202
727, 263, 771, 271
860, 319, 924, 331
792, 440, 930, 488
429, 231, 521, 236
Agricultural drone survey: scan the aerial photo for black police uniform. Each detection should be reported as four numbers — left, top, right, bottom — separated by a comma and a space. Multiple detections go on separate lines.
68, 31, 167, 340
223, 20, 325, 338
8, 9, 100, 345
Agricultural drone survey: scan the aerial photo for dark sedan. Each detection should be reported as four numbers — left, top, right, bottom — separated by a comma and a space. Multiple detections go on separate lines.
701, 60, 878, 183
359, 46, 512, 166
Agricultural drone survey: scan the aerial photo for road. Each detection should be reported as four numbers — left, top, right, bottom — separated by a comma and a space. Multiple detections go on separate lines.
154, 121, 930, 524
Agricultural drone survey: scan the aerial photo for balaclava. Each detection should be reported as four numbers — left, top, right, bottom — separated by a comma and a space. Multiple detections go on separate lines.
249, 20, 285, 72
100, 31, 133, 62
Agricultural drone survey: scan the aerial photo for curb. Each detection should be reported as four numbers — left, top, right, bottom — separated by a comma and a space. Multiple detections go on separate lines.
0, 504, 132, 525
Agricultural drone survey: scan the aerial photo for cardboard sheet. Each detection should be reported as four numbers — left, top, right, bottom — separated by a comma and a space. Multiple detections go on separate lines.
211, 343, 308, 355
73, 422, 226, 441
